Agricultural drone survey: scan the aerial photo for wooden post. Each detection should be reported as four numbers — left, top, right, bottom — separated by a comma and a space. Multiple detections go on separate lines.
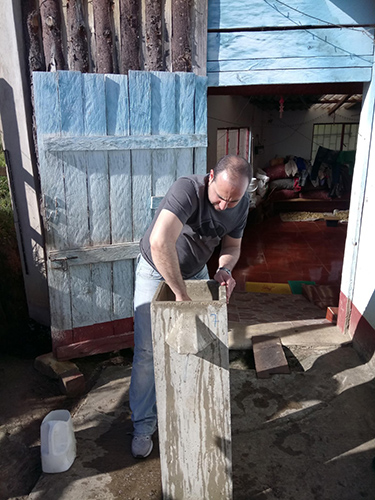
151, 280, 232, 500
92, 0, 114, 73
119, 0, 141, 73
171, 0, 192, 72
144, 0, 163, 70
39, 0, 66, 71
22, 0, 46, 73
66, 0, 89, 72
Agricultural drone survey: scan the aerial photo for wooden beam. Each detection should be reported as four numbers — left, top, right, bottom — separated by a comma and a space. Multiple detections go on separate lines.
209, 68, 371, 87
48, 241, 140, 267
328, 94, 350, 115
191, 0, 208, 76
207, 82, 364, 96
56, 331, 134, 360
43, 133, 207, 151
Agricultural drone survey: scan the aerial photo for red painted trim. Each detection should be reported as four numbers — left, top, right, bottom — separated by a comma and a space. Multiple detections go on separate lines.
52, 317, 135, 358
338, 291, 375, 361
113, 317, 134, 335
73, 322, 114, 342
55, 331, 135, 361
72, 317, 134, 342
52, 329, 74, 349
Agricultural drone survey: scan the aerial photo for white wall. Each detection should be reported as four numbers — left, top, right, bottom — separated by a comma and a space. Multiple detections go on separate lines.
260, 106, 360, 166
341, 74, 375, 333
208, 95, 359, 173
0, 0, 49, 324
207, 95, 264, 171
353, 140, 375, 327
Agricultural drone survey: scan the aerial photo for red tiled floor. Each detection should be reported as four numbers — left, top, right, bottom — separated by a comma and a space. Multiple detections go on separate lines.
208, 214, 348, 288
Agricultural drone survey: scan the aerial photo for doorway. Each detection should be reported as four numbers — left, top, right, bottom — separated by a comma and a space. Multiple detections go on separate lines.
207, 83, 362, 312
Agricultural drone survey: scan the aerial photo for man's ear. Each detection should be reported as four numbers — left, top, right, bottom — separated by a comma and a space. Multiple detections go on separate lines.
208, 169, 214, 183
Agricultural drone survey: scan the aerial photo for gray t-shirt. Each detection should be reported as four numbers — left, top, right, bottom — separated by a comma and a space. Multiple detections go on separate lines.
140, 174, 250, 278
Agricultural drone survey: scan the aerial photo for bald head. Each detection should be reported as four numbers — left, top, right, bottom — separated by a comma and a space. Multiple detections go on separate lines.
212, 155, 253, 186
208, 155, 252, 211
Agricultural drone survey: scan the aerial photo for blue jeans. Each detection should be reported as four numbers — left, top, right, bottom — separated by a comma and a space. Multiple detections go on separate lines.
129, 255, 209, 436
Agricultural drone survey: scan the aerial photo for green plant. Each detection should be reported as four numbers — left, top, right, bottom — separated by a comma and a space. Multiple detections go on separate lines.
0, 140, 5, 168
0, 144, 13, 240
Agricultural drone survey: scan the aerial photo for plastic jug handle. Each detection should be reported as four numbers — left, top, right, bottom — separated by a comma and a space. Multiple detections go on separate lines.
48, 421, 55, 454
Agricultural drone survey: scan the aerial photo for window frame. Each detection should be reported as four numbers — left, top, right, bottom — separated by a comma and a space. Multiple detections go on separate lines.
311, 122, 359, 162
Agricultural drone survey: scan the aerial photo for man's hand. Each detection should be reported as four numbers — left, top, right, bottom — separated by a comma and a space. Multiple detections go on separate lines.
175, 292, 192, 302
215, 235, 242, 303
214, 268, 236, 303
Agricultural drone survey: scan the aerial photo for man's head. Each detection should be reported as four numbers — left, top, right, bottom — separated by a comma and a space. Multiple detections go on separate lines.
208, 155, 252, 211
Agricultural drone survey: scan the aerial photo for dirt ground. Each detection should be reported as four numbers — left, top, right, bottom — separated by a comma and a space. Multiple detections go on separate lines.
0, 174, 136, 500
0, 347, 134, 500
0, 354, 70, 499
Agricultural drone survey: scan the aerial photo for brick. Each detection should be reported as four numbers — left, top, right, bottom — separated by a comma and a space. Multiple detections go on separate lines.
326, 306, 338, 324
58, 370, 86, 397
252, 335, 290, 379
34, 352, 85, 397
34, 352, 80, 380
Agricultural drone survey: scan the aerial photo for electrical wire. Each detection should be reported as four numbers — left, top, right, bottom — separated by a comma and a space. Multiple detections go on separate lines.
210, 98, 252, 144
263, 0, 374, 63
268, 0, 375, 41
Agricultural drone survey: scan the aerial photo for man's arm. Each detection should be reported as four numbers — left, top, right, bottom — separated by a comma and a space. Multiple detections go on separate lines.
214, 235, 242, 301
149, 209, 191, 301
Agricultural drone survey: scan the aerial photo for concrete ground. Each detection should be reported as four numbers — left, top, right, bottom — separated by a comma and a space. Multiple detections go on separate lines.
28, 293, 375, 500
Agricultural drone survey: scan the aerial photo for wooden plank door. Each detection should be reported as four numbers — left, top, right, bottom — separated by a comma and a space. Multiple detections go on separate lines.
33, 70, 207, 360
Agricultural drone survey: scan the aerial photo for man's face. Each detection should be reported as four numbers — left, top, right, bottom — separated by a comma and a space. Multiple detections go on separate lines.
208, 169, 248, 211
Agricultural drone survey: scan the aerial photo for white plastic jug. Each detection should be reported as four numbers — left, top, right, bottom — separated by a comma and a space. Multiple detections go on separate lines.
40, 409, 76, 473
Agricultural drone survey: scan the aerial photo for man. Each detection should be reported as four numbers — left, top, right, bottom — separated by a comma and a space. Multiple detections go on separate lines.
129, 155, 252, 458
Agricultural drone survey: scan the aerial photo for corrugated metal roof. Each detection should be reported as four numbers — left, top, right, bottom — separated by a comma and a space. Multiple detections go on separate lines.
248, 94, 362, 112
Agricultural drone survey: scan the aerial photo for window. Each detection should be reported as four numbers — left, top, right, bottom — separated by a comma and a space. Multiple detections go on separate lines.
216, 128, 252, 162
311, 122, 359, 162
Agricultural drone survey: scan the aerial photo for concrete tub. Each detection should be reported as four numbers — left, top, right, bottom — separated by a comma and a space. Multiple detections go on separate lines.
151, 280, 232, 500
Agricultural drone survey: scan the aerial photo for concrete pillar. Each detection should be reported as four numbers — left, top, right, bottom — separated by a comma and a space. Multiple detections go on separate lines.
151, 280, 232, 500
0, 0, 49, 324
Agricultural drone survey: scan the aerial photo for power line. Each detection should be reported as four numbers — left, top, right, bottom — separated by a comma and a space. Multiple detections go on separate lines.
267, 0, 375, 41
263, 0, 374, 63
210, 98, 252, 143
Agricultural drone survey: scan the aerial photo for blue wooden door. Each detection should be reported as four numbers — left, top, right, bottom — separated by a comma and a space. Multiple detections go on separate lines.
33, 70, 207, 360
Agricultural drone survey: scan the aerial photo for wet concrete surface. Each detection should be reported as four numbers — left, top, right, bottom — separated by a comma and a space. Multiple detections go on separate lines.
27, 342, 375, 500
2, 293, 374, 500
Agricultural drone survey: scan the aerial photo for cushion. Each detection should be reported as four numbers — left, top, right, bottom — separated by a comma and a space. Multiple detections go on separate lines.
264, 163, 287, 181
269, 178, 295, 190
269, 189, 299, 201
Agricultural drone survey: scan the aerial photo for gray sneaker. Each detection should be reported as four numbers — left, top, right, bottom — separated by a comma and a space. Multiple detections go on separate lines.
131, 435, 153, 458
